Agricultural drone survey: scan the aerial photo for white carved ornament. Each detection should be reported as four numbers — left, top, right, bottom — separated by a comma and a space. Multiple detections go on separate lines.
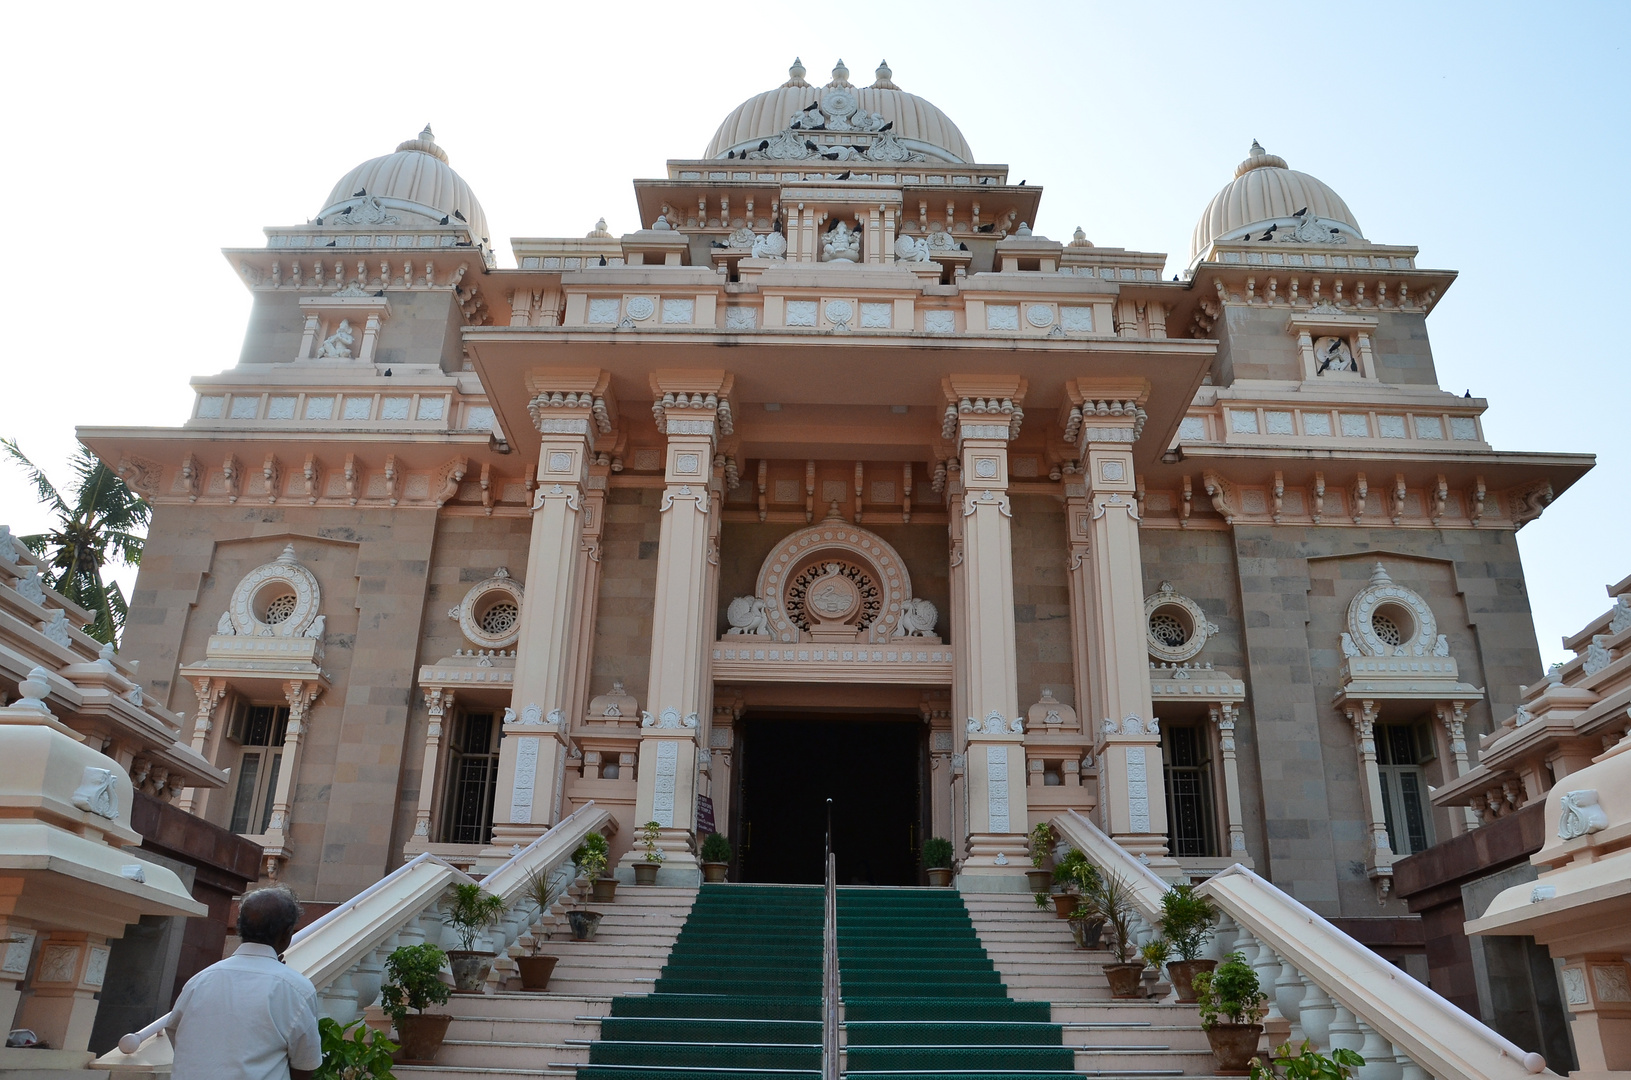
218, 544, 323, 638
750, 522, 923, 644
449, 567, 525, 649
1558, 789, 1609, 841
1144, 582, 1217, 664
1344, 563, 1445, 659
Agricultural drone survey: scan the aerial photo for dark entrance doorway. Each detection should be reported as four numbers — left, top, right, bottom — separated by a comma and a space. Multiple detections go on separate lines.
735, 716, 925, 885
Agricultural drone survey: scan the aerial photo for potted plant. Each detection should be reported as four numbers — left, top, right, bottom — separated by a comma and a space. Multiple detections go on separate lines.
1160, 883, 1219, 1003
1141, 937, 1172, 991
315, 1016, 397, 1079
922, 836, 954, 886
515, 866, 567, 991
1025, 821, 1056, 892
380, 942, 452, 1064
1094, 871, 1147, 998
442, 882, 508, 993
1250, 1040, 1365, 1080
575, 832, 616, 904
632, 820, 664, 885
1193, 951, 1269, 1074
700, 832, 733, 883
1066, 901, 1105, 949
1052, 849, 1101, 918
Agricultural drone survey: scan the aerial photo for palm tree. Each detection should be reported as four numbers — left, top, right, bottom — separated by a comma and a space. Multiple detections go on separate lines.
3, 440, 149, 645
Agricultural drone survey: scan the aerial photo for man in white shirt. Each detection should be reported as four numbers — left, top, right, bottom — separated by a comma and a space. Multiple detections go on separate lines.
168, 886, 323, 1080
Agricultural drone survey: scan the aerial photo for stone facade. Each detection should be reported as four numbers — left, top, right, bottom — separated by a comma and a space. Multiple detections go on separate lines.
74, 63, 1596, 982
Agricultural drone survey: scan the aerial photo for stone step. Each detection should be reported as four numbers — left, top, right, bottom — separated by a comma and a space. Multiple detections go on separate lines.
1051, 1001, 1203, 1024
446, 1015, 601, 1043
1062, 1024, 1210, 1051
1073, 1046, 1217, 1074
395, 1066, 574, 1079
437, 991, 613, 1020
438, 1037, 587, 1069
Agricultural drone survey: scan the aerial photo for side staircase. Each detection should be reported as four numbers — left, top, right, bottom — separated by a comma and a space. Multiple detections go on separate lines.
395, 884, 697, 1079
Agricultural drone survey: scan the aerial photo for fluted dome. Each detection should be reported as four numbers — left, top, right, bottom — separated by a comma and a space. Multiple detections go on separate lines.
318, 126, 489, 242
1189, 142, 1362, 266
705, 59, 975, 164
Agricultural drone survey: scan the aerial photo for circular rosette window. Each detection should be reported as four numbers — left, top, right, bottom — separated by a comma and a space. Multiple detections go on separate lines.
1345, 564, 1438, 657
454, 569, 526, 650
1143, 583, 1215, 663
786, 558, 880, 634
226, 544, 322, 637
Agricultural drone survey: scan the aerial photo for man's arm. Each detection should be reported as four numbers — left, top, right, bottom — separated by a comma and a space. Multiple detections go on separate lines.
285, 986, 324, 1079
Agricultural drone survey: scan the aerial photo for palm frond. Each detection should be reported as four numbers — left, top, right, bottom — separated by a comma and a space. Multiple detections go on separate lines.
106, 529, 147, 566
1, 439, 69, 515
15, 533, 49, 556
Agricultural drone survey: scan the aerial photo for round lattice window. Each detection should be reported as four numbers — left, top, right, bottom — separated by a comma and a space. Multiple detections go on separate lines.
1149, 611, 1189, 648
480, 601, 519, 636
1372, 611, 1403, 647
785, 560, 881, 633
262, 593, 298, 625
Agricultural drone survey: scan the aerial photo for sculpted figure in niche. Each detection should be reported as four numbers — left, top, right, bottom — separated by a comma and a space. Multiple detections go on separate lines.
726, 596, 771, 636
895, 234, 932, 262
894, 597, 939, 637
751, 225, 787, 259
1315, 336, 1356, 374
317, 319, 355, 359
821, 220, 861, 263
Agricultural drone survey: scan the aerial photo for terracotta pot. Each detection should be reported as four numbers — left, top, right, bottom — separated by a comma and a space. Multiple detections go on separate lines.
633, 862, 660, 886
568, 910, 603, 941
591, 876, 619, 904
1051, 892, 1078, 918
515, 954, 558, 991
1024, 868, 1054, 892
1205, 1022, 1264, 1075
1103, 961, 1147, 998
926, 867, 954, 887
394, 1013, 452, 1064
1069, 917, 1105, 950
702, 861, 730, 883
1168, 958, 1218, 1004
445, 950, 494, 993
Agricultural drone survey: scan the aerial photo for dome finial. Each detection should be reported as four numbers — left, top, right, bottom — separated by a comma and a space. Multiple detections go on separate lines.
872, 60, 899, 90
1234, 139, 1287, 178
1250, 138, 1264, 156
397, 125, 449, 163
783, 57, 809, 88
1070, 226, 1092, 248
588, 217, 611, 238
827, 59, 852, 88
421, 124, 436, 143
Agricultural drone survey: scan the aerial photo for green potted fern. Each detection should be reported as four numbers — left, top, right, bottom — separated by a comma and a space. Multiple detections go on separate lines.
922, 836, 954, 886
1052, 848, 1101, 918
632, 820, 664, 885
442, 882, 508, 993
700, 832, 732, 882
380, 942, 452, 1064
1250, 1040, 1365, 1080
1160, 883, 1219, 1003
315, 1016, 396, 1079
1193, 951, 1269, 1073
1025, 821, 1056, 892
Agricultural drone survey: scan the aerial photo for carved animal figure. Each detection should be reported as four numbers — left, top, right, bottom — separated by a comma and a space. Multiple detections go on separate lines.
894, 597, 938, 637
726, 596, 771, 636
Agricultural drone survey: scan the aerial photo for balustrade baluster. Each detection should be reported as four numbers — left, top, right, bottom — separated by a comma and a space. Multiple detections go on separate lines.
1275, 957, 1306, 1045
1392, 1041, 1431, 1080
1355, 1018, 1401, 1080
1328, 1003, 1364, 1054
1298, 974, 1336, 1050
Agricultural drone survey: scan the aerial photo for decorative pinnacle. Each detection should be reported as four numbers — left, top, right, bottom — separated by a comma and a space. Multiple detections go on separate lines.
784, 57, 809, 88
872, 60, 899, 90
420, 124, 436, 142
827, 59, 852, 88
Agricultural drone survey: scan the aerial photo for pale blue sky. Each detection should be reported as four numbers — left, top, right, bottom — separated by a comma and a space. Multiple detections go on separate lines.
0, 1, 1624, 668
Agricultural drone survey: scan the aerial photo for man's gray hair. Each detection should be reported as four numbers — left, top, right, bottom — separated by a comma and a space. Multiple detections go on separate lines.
238, 885, 304, 946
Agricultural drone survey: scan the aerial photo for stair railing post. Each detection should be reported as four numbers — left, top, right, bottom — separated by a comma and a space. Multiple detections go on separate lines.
823, 848, 838, 1080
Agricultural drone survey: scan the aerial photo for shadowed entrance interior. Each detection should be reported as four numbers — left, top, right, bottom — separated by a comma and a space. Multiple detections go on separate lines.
735, 716, 924, 886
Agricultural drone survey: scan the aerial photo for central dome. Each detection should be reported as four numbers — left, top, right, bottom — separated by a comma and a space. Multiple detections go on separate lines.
1189, 142, 1362, 267
705, 60, 974, 164
318, 126, 489, 243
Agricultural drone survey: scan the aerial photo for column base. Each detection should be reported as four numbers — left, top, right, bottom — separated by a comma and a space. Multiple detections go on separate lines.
477, 823, 553, 870
615, 829, 700, 886
961, 832, 1032, 878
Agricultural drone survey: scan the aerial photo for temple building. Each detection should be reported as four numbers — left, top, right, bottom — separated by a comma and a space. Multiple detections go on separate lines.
79, 58, 1597, 974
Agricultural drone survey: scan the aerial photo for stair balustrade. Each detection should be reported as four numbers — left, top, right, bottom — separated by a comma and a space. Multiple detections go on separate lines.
99, 801, 611, 1068
1051, 809, 1552, 1080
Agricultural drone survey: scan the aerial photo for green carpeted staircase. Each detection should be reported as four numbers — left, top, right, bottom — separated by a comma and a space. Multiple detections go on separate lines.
579, 884, 823, 1080
580, 884, 1078, 1080
839, 887, 1076, 1080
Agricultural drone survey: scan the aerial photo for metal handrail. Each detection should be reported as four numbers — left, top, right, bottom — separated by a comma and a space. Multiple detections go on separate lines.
822, 848, 839, 1080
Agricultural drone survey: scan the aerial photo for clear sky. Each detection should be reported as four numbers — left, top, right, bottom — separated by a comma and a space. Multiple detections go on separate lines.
0, 0, 1624, 670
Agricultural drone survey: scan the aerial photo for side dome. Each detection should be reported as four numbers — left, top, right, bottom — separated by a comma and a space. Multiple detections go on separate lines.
705, 59, 975, 164
1189, 141, 1362, 266
318, 125, 489, 242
